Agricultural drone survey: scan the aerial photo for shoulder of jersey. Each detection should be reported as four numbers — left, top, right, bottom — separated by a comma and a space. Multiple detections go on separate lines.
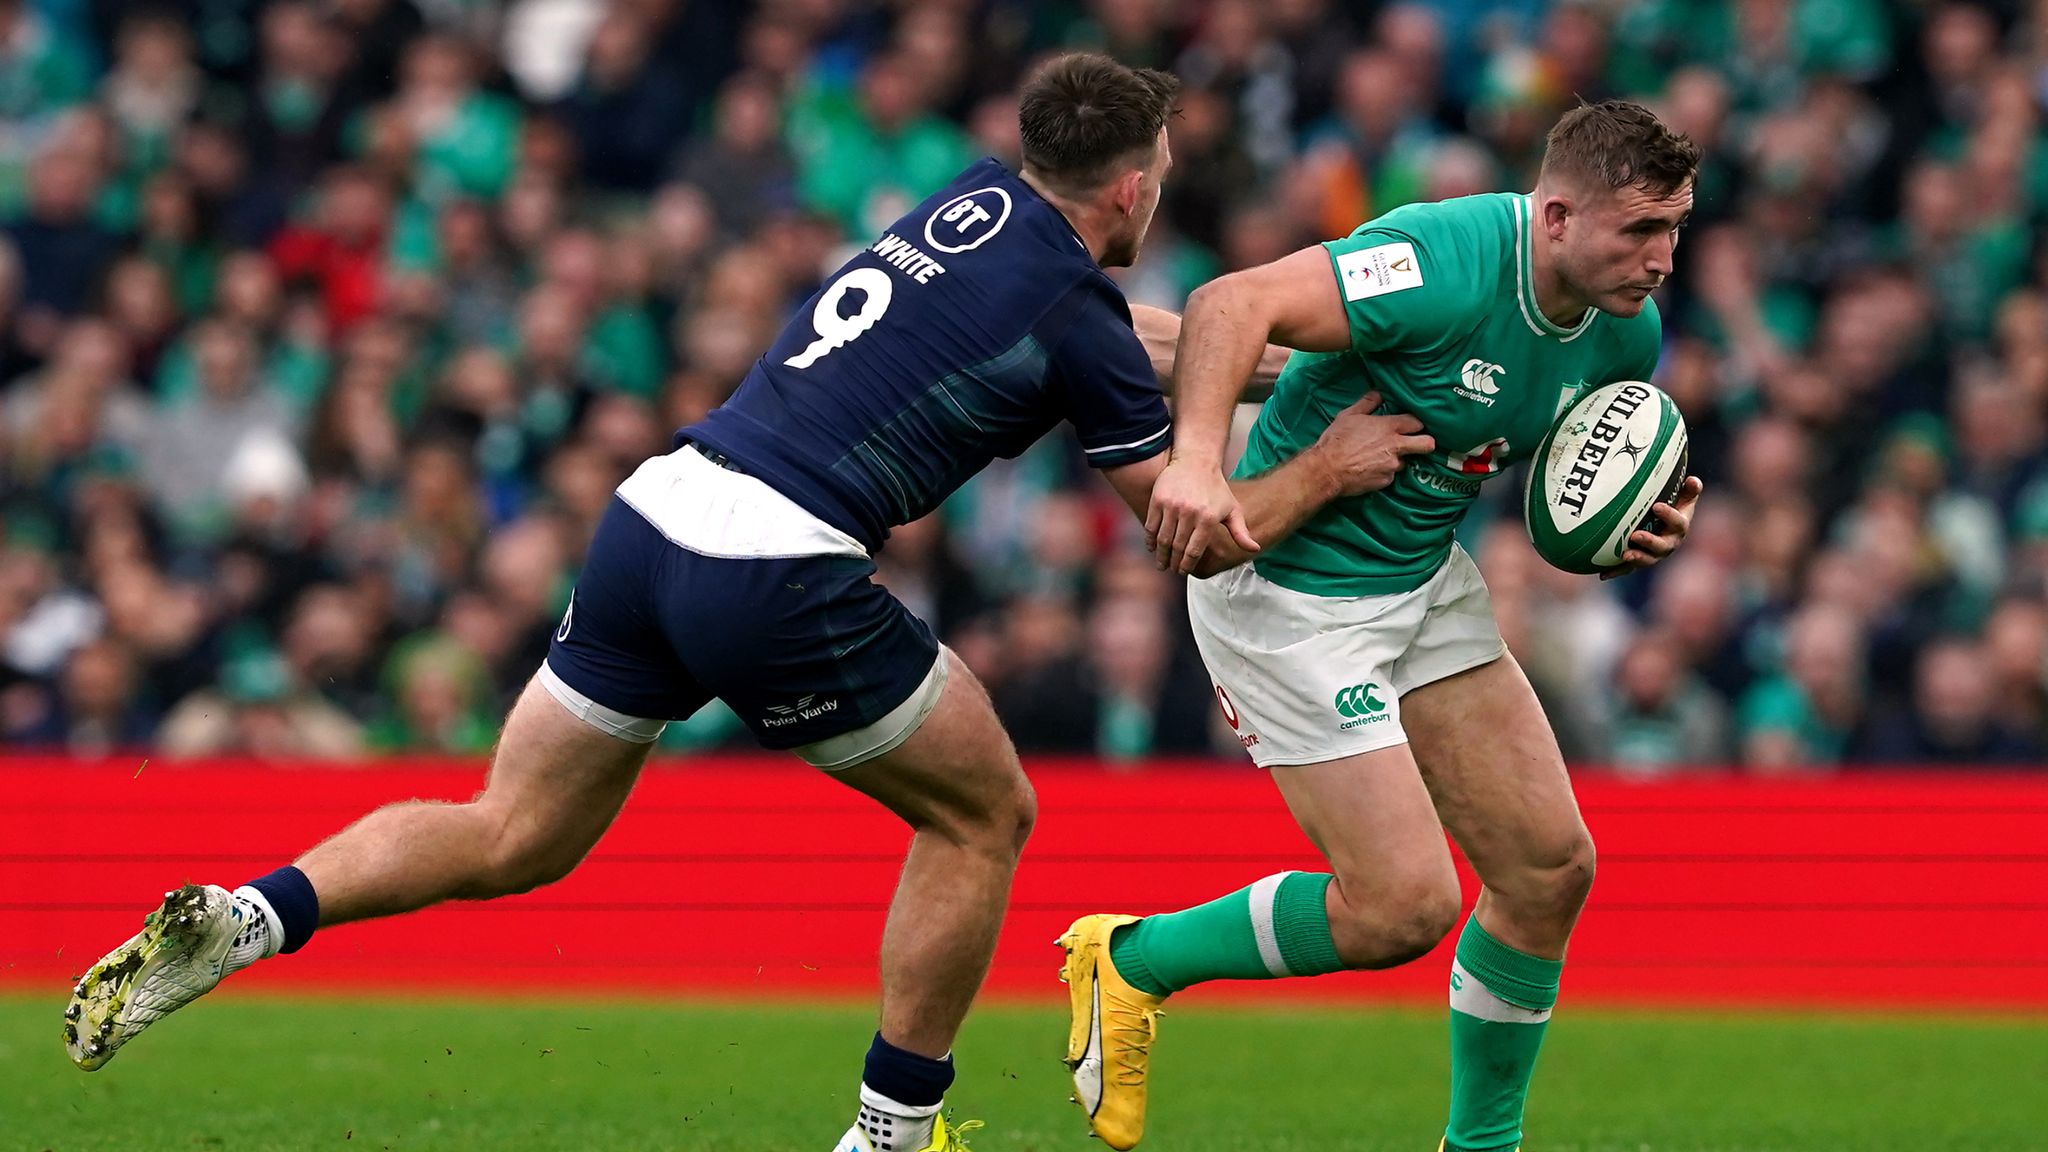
1356, 194, 1515, 319
912, 165, 1096, 270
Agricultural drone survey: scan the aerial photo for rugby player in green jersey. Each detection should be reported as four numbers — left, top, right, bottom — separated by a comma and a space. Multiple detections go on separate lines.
1060, 102, 1707, 1151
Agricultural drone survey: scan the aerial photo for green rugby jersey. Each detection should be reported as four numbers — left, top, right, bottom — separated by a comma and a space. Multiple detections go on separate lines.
1236, 192, 1663, 596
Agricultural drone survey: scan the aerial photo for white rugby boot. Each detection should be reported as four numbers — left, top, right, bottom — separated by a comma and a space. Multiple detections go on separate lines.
64, 883, 251, 1069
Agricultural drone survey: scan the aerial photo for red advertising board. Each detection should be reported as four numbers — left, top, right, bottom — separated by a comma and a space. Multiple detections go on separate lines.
4, 759, 2044, 1009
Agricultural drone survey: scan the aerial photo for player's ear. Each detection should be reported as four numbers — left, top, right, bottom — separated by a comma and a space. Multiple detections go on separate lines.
1541, 194, 1573, 241
1114, 168, 1143, 218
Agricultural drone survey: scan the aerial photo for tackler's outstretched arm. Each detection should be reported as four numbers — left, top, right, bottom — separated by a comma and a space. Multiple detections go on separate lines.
1129, 304, 1292, 405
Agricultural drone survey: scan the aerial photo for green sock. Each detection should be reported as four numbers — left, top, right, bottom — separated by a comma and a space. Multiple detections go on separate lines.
1445, 916, 1564, 1152
1108, 872, 1344, 996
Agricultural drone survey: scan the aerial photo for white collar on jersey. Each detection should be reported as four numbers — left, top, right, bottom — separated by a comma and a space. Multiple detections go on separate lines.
1513, 194, 1597, 342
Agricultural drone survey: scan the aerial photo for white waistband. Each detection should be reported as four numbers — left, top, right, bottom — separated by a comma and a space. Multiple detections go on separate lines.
616, 444, 868, 560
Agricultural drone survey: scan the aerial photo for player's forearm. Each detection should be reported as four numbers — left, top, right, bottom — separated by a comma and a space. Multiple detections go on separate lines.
1132, 304, 1183, 386
1192, 450, 1342, 577
1170, 281, 1281, 467
1133, 304, 1283, 404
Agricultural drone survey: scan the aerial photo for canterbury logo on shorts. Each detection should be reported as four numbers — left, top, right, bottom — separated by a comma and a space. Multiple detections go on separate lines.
1334, 683, 1391, 730
1333, 683, 1386, 717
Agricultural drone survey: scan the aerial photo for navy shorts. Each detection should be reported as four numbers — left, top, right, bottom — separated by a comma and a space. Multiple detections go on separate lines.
546, 496, 940, 751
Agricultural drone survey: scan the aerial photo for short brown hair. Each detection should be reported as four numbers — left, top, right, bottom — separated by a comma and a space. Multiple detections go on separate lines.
1018, 53, 1178, 193
1541, 100, 1700, 196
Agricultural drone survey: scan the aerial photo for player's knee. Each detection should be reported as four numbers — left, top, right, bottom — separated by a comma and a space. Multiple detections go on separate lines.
1003, 776, 1038, 855
1548, 833, 1597, 911
1329, 869, 1460, 969
1379, 882, 1463, 966
472, 808, 585, 898
484, 844, 580, 897
1505, 833, 1597, 925
976, 773, 1037, 860
921, 768, 1034, 860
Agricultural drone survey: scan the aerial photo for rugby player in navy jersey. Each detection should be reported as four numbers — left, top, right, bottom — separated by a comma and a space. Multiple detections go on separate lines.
64, 54, 1434, 1150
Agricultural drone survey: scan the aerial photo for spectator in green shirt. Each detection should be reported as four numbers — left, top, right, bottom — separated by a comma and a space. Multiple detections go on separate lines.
1595, 634, 1732, 773
0, 0, 94, 210
100, 12, 203, 193
789, 51, 976, 241
386, 34, 520, 205
369, 632, 497, 754
1740, 602, 1871, 769
1877, 160, 2030, 348
1610, 0, 1892, 118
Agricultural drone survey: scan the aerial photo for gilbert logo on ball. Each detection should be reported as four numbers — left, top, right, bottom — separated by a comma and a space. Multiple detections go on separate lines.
1524, 381, 1688, 574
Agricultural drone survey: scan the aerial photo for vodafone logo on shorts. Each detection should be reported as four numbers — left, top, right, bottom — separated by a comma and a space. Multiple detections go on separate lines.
1214, 686, 1239, 729
1214, 686, 1259, 749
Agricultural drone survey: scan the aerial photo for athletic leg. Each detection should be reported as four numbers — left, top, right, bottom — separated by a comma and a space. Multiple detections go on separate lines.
788, 650, 1026, 1152
831, 651, 1035, 1060
1112, 742, 1457, 991
297, 674, 656, 923
1061, 741, 1460, 1151
1058, 562, 1466, 1148
1404, 654, 1593, 1152
1268, 746, 1464, 968
64, 674, 657, 1070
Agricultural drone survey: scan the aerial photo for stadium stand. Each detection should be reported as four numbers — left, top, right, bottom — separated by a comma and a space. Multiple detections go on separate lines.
4, 0, 2048, 771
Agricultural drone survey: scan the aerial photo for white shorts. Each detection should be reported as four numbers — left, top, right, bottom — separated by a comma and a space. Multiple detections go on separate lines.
1187, 545, 1506, 768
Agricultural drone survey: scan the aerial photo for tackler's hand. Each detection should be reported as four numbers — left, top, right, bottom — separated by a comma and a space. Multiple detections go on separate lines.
1146, 457, 1258, 575
1304, 391, 1437, 497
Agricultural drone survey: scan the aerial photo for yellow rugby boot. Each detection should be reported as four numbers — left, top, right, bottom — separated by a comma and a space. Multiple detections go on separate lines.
830, 1113, 982, 1151
924, 1116, 981, 1150
1057, 914, 1165, 1150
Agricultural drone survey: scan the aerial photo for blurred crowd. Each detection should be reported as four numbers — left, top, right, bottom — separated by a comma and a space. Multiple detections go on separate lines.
3, 0, 2048, 771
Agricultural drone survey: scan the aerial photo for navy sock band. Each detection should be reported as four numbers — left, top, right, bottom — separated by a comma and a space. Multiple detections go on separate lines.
243, 866, 319, 954
862, 1032, 954, 1107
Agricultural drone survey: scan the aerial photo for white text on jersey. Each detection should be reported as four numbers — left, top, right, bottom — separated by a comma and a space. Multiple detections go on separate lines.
871, 233, 948, 283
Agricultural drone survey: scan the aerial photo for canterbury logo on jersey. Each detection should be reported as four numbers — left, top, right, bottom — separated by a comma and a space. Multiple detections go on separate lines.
1461, 359, 1503, 393
1456, 359, 1504, 405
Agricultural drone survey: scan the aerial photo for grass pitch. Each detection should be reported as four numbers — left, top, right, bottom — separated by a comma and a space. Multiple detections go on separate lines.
3, 994, 2044, 1151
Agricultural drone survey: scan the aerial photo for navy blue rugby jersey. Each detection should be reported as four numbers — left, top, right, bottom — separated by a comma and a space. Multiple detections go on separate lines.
682, 157, 1171, 551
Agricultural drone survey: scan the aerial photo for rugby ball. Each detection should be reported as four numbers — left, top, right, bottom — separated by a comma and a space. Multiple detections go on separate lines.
1524, 381, 1688, 574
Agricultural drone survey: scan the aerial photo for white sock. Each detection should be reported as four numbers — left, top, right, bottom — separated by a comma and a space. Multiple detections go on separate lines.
1450, 958, 1553, 1022
856, 1085, 941, 1152
222, 886, 284, 976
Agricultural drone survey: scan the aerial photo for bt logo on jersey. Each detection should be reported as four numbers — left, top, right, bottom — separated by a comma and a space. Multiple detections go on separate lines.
925, 188, 1013, 253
